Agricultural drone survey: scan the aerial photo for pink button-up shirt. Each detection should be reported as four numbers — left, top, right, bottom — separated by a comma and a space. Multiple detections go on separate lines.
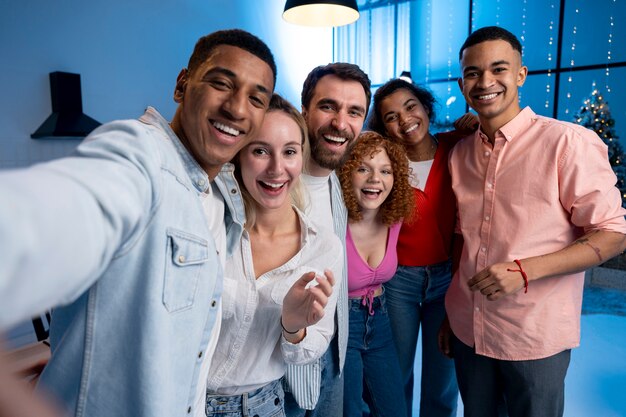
447, 107, 626, 360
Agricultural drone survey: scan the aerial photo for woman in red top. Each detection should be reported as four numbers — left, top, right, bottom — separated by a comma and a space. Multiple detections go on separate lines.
368, 79, 475, 417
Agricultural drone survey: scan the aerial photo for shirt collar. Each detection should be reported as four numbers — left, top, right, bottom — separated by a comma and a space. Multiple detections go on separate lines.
475, 107, 536, 144
139, 106, 211, 193
497, 106, 536, 142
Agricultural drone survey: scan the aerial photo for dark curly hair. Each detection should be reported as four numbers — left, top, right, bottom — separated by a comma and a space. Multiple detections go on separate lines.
187, 29, 277, 87
368, 79, 436, 136
338, 132, 415, 225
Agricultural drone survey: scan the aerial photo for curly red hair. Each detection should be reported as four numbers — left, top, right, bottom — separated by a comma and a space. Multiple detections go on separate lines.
339, 132, 415, 225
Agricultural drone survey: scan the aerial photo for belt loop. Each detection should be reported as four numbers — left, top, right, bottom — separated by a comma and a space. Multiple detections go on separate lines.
242, 391, 249, 417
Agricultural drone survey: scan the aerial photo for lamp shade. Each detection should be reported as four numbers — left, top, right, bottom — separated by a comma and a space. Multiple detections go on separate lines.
283, 0, 360, 27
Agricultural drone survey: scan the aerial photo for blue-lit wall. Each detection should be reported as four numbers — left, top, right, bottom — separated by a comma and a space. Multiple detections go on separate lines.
0, 0, 333, 170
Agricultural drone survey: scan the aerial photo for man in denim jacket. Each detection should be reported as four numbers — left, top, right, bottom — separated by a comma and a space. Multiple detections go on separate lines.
0, 29, 276, 417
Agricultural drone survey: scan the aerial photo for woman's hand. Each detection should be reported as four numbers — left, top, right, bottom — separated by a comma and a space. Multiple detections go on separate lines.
453, 112, 479, 134
281, 269, 335, 343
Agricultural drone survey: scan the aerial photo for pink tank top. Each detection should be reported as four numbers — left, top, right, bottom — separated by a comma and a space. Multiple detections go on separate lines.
346, 222, 401, 300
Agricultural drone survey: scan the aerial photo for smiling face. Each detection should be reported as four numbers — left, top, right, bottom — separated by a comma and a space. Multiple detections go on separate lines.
171, 44, 274, 179
239, 111, 304, 211
458, 39, 527, 135
303, 75, 367, 176
379, 88, 430, 148
351, 147, 394, 216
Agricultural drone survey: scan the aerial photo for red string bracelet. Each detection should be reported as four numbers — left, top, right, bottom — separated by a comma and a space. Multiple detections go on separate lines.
506, 259, 528, 293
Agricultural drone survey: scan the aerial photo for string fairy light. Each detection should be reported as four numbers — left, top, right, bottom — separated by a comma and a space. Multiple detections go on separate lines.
446, 0, 453, 122
544, 2, 557, 110
564, 3, 579, 116
471, 0, 476, 31
518, 0, 527, 104
425, 0, 432, 83
604, 1, 615, 94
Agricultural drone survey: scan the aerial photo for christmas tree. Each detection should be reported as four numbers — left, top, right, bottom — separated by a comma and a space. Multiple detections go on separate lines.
574, 83, 626, 207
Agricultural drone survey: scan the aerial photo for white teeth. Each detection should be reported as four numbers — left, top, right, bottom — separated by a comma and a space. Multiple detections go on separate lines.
478, 93, 499, 100
213, 121, 241, 136
362, 188, 381, 193
404, 124, 419, 134
261, 181, 285, 189
324, 135, 347, 144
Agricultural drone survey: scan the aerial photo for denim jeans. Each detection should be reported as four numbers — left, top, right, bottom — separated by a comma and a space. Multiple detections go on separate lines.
452, 335, 571, 417
283, 335, 343, 417
383, 260, 458, 417
206, 379, 285, 417
343, 293, 406, 417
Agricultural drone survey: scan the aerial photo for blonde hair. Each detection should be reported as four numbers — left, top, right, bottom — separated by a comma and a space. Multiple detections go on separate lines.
235, 94, 310, 229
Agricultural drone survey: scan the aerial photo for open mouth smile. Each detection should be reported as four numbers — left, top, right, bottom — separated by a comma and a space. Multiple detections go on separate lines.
323, 134, 348, 146
474, 92, 502, 101
212, 120, 242, 137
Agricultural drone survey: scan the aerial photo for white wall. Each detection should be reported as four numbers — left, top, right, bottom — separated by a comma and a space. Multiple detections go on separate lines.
0, 0, 332, 169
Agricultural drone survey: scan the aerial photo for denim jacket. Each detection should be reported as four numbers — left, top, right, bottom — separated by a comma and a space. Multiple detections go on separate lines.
0, 107, 245, 417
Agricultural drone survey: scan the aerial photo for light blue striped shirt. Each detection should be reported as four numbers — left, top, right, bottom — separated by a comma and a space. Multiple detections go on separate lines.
284, 172, 348, 409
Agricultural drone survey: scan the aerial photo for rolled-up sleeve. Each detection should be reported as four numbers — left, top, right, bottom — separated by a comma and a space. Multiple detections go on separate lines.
558, 127, 626, 234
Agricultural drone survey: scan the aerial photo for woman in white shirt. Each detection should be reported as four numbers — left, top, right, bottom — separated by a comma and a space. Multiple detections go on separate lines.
204, 94, 342, 417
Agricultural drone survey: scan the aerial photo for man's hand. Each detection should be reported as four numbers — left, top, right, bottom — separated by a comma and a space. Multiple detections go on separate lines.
468, 262, 526, 301
281, 270, 335, 342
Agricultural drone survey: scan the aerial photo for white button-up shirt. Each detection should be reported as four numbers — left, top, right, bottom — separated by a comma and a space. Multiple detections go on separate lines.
206, 208, 343, 395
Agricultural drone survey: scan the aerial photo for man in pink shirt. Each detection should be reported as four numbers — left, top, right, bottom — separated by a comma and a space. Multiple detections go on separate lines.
443, 26, 626, 417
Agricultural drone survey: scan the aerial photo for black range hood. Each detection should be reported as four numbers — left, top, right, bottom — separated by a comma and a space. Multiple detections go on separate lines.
31, 71, 101, 139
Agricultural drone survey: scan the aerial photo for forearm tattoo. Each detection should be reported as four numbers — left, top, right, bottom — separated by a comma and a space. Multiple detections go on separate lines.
575, 235, 604, 263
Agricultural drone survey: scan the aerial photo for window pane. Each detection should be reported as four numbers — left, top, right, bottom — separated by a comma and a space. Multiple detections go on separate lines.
557, 68, 626, 140
410, 0, 469, 82
561, 0, 626, 67
520, 73, 555, 118
426, 81, 468, 132
472, 0, 560, 71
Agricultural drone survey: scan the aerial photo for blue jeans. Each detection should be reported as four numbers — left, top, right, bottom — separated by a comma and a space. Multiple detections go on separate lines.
344, 293, 406, 417
384, 261, 458, 417
283, 335, 343, 417
451, 335, 571, 417
206, 379, 285, 417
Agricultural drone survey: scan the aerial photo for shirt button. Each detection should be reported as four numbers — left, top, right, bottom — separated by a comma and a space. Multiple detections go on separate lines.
198, 351, 203, 358
487, 182, 493, 189
187, 406, 192, 413
475, 307, 480, 312
233, 343, 240, 350
211, 300, 217, 307
244, 315, 251, 322
230, 188, 237, 194
484, 151, 490, 157
178, 255, 185, 263
198, 179, 206, 187
485, 215, 490, 221
481, 247, 486, 252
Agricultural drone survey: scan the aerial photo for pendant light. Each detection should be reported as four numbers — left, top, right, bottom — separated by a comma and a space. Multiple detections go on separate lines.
283, 0, 360, 27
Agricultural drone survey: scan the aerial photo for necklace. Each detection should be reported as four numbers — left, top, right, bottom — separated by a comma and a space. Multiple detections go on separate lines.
409, 135, 437, 162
